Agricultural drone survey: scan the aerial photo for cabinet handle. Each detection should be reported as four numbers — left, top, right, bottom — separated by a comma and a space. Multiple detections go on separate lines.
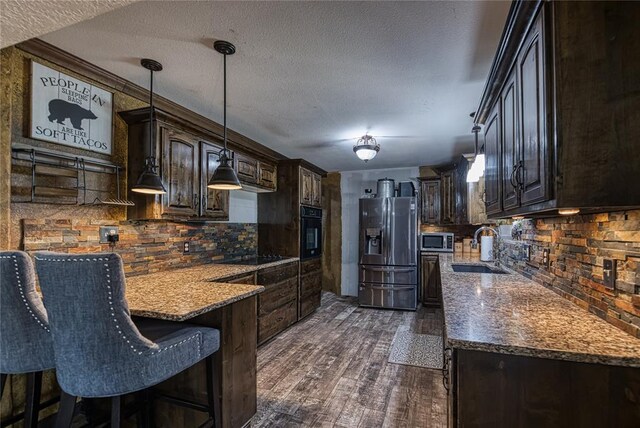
510, 161, 524, 191
201, 195, 206, 209
442, 347, 452, 394
193, 193, 199, 208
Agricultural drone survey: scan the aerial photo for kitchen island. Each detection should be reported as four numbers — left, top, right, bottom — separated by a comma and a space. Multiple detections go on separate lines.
435, 253, 640, 427
124, 258, 296, 428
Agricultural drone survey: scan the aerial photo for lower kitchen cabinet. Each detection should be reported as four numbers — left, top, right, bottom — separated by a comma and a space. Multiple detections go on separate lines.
448, 348, 640, 427
299, 258, 322, 319
421, 254, 441, 307
256, 262, 299, 345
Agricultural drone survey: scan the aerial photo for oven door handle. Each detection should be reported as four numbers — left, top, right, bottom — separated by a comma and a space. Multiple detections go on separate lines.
361, 266, 415, 273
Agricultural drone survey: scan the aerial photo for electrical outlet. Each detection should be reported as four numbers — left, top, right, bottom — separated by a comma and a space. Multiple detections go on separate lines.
603, 259, 616, 289
542, 248, 550, 268
183, 242, 190, 253
99, 226, 119, 244
523, 244, 531, 261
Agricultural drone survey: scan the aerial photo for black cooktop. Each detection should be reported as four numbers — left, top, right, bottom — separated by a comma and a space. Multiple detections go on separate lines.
220, 256, 286, 266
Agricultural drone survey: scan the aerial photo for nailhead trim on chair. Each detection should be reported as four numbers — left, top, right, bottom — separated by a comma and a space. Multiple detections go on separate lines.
1, 254, 50, 332
34, 255, 202, 359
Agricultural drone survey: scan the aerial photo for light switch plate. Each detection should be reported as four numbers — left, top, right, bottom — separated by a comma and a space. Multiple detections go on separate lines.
603, 259, 616, 289
99, 226, 119, 244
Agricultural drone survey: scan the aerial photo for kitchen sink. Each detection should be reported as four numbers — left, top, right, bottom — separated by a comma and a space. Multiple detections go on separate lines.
451, 264, 508, 274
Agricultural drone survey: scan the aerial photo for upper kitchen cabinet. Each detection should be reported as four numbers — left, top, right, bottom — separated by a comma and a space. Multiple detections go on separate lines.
419, 156, 471, 225
236, 152, 278, 192
475, 1, 640, 217
300, 167, 322, 208
120, 107, 282, 220
200, 141, 230, 219
420, 179, 441, 225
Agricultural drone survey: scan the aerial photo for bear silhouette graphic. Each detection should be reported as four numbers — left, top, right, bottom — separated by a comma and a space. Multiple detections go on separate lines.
47, 99, 98, 131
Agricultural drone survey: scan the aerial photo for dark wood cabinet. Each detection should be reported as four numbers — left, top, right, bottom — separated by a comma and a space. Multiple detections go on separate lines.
201, 141, 230, 219
160, 128, 200, 218
235, 153, 259, 185
484, 100, 502, 216
518, 13, 548, 206
420, 254, 441, 307
311, 173, 322, 207
258, 161, 277, 190
420, 179, 441, 224
440, 169, 455, 224
452, 349, 640, 428
475, 2, 640, 217
299, 167, 321, 208
454, 159, 469, 225
299, 258, 322, 319
256, 262, 299, 345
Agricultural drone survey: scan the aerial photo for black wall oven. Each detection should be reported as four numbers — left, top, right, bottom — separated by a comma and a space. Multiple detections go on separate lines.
300, 206, 322, 259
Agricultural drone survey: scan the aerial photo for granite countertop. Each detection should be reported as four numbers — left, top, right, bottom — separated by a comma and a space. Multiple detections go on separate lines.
435, 253, 640, 367
125, 257, 298, 321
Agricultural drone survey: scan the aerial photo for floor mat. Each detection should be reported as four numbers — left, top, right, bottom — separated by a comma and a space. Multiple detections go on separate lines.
388, 327, 444, 370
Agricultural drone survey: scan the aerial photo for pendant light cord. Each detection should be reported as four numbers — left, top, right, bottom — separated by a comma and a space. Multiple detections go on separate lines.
148, 67, 155, 166
223, 53, 228, 155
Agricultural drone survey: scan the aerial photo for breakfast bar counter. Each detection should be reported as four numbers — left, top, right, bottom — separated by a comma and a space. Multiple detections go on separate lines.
125, 266, 267, 428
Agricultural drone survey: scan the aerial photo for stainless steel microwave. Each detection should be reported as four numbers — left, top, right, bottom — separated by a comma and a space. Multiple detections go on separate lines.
420, 232, 454, 252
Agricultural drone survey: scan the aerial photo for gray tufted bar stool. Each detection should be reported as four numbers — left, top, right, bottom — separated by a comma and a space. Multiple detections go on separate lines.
0, 250, 56, 428
34, 252, 221, 428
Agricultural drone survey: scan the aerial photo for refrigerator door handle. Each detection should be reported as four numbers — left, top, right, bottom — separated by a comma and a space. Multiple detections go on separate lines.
360, 283, 415, 291
361, 266, 415, 273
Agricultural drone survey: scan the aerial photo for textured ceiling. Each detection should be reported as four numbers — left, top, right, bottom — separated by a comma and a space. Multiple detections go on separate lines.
0, 0, 137, 48
40, 0, 510, 172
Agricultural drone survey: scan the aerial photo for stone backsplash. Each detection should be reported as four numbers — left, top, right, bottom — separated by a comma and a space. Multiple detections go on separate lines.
498, 210, 640, 338
22, 219, 257, 276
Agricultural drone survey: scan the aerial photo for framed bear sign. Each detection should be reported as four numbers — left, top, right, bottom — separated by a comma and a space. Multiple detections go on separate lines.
30, 61, 113, 155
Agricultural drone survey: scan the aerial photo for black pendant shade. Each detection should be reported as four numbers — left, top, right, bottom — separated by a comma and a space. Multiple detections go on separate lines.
208, 40, 242, 190
131, 58, 166, 195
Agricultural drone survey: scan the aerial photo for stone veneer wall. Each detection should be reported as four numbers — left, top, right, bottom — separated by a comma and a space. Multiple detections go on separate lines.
499, 210, 640, 338
22, 219, 257, 276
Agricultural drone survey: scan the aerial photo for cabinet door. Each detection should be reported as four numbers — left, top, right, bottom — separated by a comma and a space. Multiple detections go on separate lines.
421, 255, 441, 307
236, 153, 258, 184
300, 168, 313, 205
484, 100, 502, 215
258, 161, 277, 190
518, 12, 549, 205
200, 141, 230, 219
420, 180, 441, 224
502, 68, 520, 210
455, 159, 469, 224
160, 128, 199, 217
311, 173, 322, 207
440, 169, 455, 224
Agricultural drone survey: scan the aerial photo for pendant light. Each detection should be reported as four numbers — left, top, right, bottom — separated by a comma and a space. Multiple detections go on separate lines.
353, 133, 380, 162
131, 59, 167, 194
466, 125, 484, 183
207, 40, 242, 190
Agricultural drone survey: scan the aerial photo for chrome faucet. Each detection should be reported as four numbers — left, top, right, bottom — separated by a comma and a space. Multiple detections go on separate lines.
472, 226, 501, 264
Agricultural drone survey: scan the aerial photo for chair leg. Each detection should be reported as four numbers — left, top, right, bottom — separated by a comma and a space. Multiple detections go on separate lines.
111, 395, 121, 428
0, 373, 7, 398
135, 391, 150, 428
24, 371, 43, 428
205, 355, 221, 428
55, 391, 77, 428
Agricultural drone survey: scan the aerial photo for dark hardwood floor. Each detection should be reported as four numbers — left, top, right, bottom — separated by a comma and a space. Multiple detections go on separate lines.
253, 292, 447, 427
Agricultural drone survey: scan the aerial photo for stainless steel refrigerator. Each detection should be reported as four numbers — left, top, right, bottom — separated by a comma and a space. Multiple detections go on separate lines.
358, 197, 417, 310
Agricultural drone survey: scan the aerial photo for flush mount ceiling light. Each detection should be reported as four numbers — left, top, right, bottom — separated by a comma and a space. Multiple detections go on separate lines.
131, 59, 167, 194
353, 134, 380, 162
207, 40, 242, 190
467, 125, 484, 183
